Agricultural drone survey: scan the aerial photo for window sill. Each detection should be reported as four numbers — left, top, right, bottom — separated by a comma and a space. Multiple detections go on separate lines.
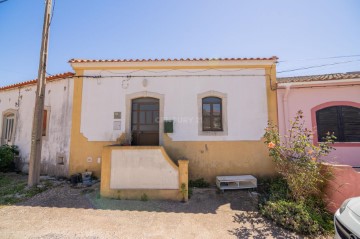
198, 131, 228, 136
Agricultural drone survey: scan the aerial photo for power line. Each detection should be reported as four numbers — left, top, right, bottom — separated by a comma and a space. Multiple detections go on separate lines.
0, 0, 9, 3
278, 59, 360, 74
278, 54, 360, 63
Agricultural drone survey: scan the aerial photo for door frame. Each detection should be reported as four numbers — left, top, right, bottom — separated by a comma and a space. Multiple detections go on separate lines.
125, 91, 164, 145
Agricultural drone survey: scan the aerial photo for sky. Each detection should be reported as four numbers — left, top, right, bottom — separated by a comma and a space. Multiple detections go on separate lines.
0, 0, 359, 87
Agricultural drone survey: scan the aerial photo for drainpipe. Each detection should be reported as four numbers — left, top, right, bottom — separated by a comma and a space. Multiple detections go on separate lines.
282, 84, 291, 139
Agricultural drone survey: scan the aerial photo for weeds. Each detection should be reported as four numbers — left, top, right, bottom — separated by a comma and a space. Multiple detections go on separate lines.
0, 173, 53, 206
140, 193, 148, 201
189, 178, 210, 188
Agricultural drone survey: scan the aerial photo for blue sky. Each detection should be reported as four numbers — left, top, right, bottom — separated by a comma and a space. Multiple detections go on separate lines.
0, 0, 359, 86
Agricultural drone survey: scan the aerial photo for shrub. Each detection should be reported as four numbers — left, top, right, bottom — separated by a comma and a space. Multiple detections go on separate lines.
263, 110, 335, 201
189, 178, 210, 188
0, 145, 19, 172
261, 200, 321, 234
260, 111, 335, 235
258, 176, 290, 203
259, 177, 334, 235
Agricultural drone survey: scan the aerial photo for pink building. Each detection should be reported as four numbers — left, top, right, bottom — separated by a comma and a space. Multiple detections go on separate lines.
277, 72, 360, 167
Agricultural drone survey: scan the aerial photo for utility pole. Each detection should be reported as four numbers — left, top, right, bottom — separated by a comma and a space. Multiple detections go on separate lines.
28, 0, 52, 186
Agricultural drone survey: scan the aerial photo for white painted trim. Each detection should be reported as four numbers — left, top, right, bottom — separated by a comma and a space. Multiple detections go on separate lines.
125, 91, 165, 145
1, 108, 18, 145
197, 90, 228, 136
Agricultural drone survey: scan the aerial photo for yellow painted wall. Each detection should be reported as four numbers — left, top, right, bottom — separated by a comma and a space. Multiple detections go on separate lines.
68, 70, 113, 177
163, 136, 275, 183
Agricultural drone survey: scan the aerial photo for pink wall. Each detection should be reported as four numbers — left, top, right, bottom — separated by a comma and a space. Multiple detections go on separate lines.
277, 83, 360, 166
323, 164, 360, 213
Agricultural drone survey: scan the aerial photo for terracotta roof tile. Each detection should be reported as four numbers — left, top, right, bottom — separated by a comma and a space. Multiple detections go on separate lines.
278, 72, 360, 83
68, 56, 278, 63
0, 72, 74, 91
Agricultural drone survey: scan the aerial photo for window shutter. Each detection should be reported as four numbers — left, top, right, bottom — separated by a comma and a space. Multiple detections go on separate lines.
316, 106, 340, 141
341, 106, 360, 142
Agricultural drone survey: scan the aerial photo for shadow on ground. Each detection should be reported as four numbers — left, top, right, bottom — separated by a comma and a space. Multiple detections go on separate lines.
17, 183, 259, 214
228, 211, 303, 239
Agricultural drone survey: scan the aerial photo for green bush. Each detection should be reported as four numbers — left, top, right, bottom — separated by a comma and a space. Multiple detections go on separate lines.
264, 110, 335, 201
259, 178, 334, 235
0, 145, 19, 172
261, 200, 322, 235
258, 177, 290, 203
260, 111, 335, 235
189, 178, 210, 188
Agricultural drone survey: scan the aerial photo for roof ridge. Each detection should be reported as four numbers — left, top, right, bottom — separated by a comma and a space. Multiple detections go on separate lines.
68, 56, 278, 63
0, 72, 74, 91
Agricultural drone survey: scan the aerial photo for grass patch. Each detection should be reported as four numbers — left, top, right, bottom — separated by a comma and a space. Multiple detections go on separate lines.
0, 173, 53, 206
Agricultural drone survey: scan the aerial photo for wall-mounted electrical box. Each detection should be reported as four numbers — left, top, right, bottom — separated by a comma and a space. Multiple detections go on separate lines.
164, 120, 174, 133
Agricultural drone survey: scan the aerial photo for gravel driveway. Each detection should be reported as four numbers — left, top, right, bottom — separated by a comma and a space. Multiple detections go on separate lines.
0, 182, 301, 239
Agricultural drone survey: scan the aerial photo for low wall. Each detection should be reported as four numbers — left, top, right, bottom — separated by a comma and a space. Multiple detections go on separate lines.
100, 146, 188, 201
324, 164, 360, 213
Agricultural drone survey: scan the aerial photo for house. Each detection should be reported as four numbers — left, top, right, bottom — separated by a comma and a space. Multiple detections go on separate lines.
68, 57, 279, 185
0, 72, 74, 176
1, 57, 278, 189
277, 72, 360, 167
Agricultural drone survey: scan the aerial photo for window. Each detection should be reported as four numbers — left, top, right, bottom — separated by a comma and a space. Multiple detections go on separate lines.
316, 106, 360, 142
202, 97, 223, 131
197, 91, 228, 136
1, 111, 16, 145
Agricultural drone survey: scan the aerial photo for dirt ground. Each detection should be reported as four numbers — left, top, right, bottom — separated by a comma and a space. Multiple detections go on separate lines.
0, 177, 308, 239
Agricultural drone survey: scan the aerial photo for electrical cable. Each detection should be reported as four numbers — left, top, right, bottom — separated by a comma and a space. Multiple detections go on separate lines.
278, 54, 360, 63
99, 66, 269, 76
278, 59, 360, 74
72, 74, 268, 79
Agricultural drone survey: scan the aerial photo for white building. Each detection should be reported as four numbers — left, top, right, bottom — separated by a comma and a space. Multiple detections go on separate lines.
0, 73, 74, 176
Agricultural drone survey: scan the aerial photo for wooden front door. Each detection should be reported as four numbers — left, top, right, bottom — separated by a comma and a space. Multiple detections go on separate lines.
131, 97, 159, 146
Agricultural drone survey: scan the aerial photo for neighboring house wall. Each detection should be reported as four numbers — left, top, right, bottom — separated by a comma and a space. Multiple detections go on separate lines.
69, 59, 278, 182
323, 164, 360, 213
0, 75, 74, 176
277, 80, 360, 166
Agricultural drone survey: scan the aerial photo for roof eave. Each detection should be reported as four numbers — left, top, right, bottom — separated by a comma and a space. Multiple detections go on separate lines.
277, 78, 360, 88
69, 58, 278, 70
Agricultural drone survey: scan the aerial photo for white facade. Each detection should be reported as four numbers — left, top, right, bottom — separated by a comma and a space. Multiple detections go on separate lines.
0, 77, 74, 176
80, 68, 269, 142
